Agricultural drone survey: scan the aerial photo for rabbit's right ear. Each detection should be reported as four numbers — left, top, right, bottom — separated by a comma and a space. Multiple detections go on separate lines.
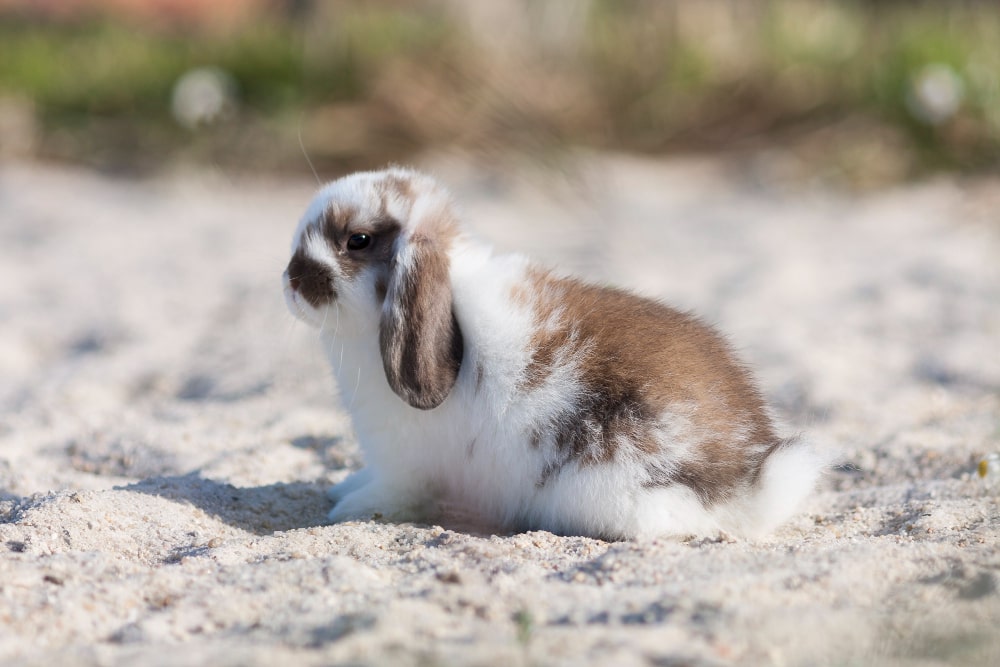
379, 233, 463, 410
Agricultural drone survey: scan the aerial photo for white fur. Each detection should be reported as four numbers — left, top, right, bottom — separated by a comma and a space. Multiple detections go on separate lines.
283, 167, 823, 540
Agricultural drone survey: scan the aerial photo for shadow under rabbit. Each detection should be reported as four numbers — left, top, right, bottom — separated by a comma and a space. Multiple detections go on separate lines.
121, 472, 331, 535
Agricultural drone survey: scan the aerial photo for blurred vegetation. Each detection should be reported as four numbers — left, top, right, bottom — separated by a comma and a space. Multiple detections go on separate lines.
0, 0, 998, 184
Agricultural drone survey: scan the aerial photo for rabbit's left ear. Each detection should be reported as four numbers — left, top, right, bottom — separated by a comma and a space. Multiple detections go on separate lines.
379, 233, 463, 409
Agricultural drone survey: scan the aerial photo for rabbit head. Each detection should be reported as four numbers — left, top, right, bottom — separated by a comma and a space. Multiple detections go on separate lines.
282, 167, 463, 410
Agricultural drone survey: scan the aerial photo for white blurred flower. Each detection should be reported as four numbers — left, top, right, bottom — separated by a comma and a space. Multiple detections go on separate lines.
906, 63, 964, 126
171, 67, 238, 129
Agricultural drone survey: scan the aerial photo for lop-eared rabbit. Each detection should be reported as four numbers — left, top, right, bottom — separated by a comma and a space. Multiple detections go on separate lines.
283, 167, 822, 539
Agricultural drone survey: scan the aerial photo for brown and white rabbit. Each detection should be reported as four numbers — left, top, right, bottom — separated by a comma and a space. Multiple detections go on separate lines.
283, 167, 822, 539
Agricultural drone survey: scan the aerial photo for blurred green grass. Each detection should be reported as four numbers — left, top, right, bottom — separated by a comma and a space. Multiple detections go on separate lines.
0, 1, 998, 183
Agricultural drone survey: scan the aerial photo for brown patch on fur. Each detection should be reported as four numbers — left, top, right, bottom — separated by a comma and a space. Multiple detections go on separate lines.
521, 339, 555, 392
375, 278, 388, 303
320, 205, 358, 244
286, 248, 335, 308
511, 265, 550, 299
415, 201, 460, 241
318, 205, 403, 283
376, 171, 458, 243
374, 177, 412, 229
381, 174, 415, 203
529, 429, 541, 449
536, 461, 560, 489
517, 266, 562, 391
519, 270, 781, 505
645, 437, 786, 504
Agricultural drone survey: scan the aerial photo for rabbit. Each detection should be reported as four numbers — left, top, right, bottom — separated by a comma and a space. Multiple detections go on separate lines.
282, 166, 823, 540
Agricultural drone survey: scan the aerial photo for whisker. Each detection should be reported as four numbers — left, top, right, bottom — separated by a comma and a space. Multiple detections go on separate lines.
346, 365, 361, 413
323, 305, 341, 381
318, 303, 331, 336
333, 302, 343, 371
321, 300, 339, 373
298, 117, 321, 187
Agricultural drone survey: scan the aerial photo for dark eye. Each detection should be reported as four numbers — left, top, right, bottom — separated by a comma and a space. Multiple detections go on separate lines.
346, 233, 371, 251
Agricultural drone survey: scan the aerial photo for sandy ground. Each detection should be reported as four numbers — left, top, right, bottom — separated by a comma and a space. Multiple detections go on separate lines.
1, 153, 998, 666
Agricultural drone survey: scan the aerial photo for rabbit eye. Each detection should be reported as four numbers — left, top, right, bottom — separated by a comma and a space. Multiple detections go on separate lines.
347, 233, 371, 251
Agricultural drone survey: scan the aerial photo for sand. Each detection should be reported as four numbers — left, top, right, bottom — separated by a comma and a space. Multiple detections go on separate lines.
1, 153, 998, 666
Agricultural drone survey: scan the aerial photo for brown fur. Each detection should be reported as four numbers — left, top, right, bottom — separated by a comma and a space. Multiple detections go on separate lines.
517, 270, 781, 504
286, 248, 335, 308
318, 206, 402, 282
380, 174, 415, 203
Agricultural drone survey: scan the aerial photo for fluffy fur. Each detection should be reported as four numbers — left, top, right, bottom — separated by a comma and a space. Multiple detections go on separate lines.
282, 167, 823, 540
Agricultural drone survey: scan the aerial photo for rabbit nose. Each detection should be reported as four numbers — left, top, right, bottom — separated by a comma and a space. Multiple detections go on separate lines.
286, 252, 335, 307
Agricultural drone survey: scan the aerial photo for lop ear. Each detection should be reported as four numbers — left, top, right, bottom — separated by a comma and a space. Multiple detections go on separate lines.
379, 234, 463, 409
